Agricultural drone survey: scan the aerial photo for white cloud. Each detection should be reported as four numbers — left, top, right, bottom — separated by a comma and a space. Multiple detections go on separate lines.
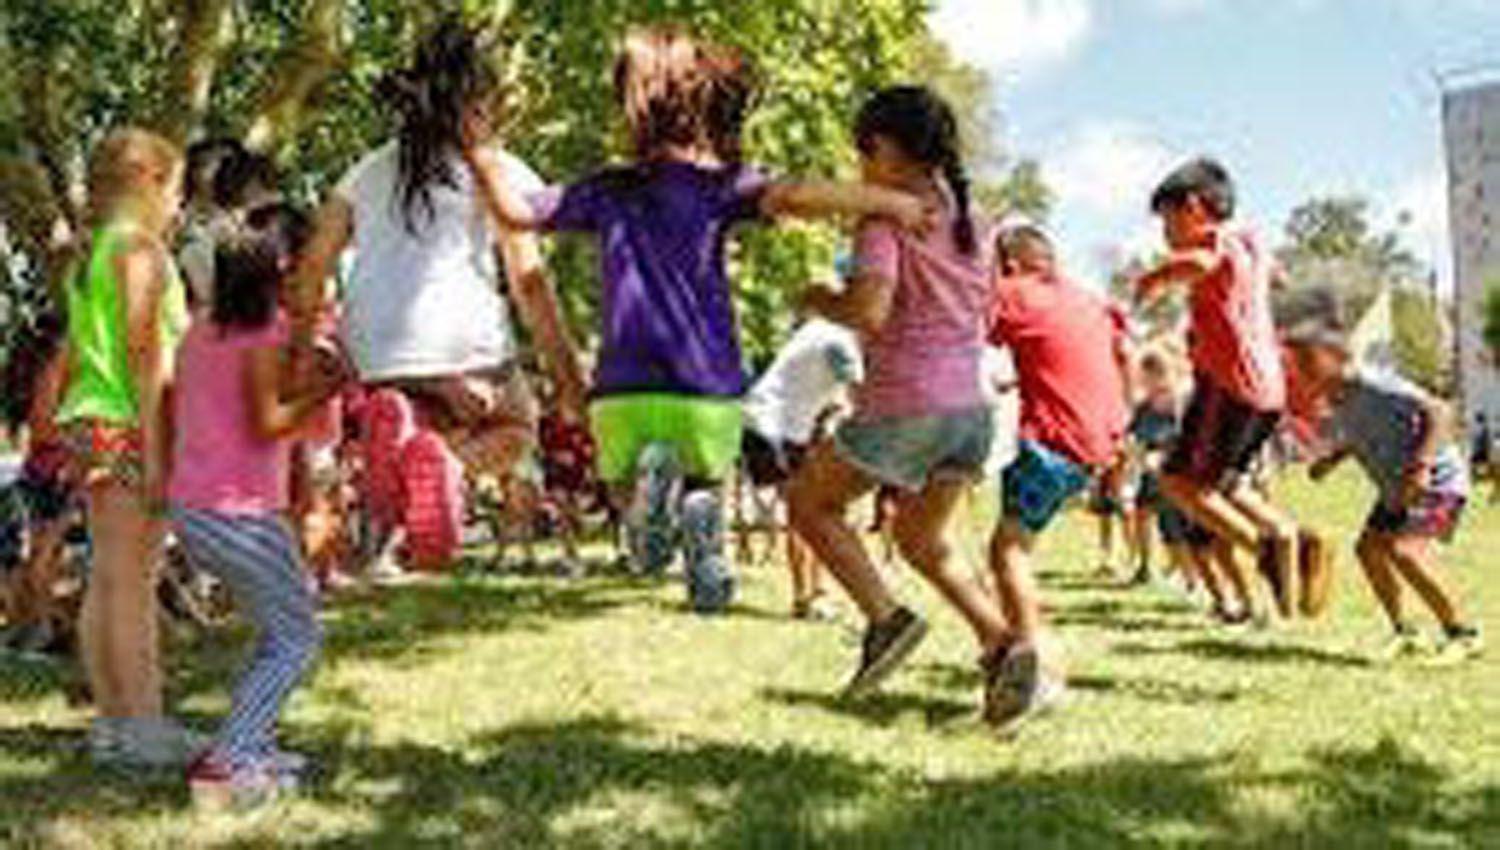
928, 0, 1093, 75
1044, 121, 1180, 219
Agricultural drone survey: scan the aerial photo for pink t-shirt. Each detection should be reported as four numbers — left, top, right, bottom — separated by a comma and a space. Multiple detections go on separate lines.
990, 273, 1129, 466
1188, 229, 1286, 412
851, 213, 993, 418
170, 317, 290, 514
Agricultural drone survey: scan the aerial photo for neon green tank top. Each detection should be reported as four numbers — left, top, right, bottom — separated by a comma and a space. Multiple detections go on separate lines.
56, 222, 189, 426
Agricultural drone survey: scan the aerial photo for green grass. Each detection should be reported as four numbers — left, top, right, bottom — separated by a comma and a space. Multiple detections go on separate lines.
2, 469, 1499, 848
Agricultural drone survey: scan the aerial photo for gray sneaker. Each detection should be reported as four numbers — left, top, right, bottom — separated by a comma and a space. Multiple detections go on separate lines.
91, 717, 209, 771
984, 646, 1068, 736
843, 607, 928, 698
626, 443, 683, 576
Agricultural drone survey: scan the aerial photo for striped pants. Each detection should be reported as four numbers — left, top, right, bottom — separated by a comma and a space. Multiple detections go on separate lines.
172, 508, 322, 766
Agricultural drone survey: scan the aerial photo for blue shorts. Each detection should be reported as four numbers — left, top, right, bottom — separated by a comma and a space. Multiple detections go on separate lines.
1002, 441, 1092, 535
835, 408, 994, 491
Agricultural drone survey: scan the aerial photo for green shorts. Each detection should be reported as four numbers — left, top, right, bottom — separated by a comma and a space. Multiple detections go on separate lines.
590, 395, 743, 485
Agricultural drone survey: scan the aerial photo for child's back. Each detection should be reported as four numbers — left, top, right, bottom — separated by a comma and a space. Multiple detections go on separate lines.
1188, 228, 1285, 413
855, 210, 994, 419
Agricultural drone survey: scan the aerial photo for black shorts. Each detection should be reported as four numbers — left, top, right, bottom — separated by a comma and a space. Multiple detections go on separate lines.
1164, 376, 1282, 492
742, 429, 808, 488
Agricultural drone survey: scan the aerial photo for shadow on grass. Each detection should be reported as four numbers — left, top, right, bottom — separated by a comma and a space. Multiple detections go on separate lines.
759, 686, 975, 728
2, 717, 1498, 848
1114, 638, 1371, 669
1067, 673, 1245, 705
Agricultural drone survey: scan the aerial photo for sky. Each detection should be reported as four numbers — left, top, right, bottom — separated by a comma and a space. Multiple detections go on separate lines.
929, 0, 1500, 290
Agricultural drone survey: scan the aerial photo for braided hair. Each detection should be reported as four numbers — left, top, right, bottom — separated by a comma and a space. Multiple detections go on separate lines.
376, 18, 497, 235
855, 86, 975, 255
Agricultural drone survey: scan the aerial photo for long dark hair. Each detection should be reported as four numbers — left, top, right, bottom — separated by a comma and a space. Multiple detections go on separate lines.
613, 26, 757, 164
376, 18, 497, 234
855, 86, 975, 255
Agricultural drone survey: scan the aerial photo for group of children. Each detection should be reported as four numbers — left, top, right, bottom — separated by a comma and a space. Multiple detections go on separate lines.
0, 16, 1485, 810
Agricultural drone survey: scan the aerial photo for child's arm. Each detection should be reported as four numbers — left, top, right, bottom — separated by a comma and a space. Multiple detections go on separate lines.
245, 345, 343, 441
761, 181, 933, 232
463, 146, 547, 231
1404, 394, 1454, 504
498, 231, 588, 418
1135, 248, 1219, 304
117, 236, 169, 506
288, 200, 353, 380
802, 273, 896, 337
1308, 446, 1352, 482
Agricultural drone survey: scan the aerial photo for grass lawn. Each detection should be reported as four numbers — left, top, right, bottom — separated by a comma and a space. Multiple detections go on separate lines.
2, 468, 1498, 848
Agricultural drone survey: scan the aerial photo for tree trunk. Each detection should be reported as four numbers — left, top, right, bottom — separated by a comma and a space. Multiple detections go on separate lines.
243, 0, 345, 155
160, 0, 235, 145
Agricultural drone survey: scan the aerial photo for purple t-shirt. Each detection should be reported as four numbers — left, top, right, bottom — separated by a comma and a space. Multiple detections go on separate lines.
530, 162, 770, 398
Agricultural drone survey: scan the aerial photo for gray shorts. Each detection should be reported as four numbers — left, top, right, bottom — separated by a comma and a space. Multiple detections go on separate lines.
835, 408, 994, 491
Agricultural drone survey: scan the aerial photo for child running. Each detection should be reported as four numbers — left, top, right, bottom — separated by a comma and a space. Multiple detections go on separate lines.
54, 128, 198, 769
787, 85, 1014, 716
985, 225, 1130, 731
465, 28, 933, 613
743, 315, 863, 620
1136, 158, 1317, 619
1287, 313, 1482, 664
173, 206, 342, 808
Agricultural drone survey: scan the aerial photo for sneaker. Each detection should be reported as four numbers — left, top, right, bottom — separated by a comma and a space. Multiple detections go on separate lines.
1374, 627, 1428, 663
188, 753, 283, 812
842, 607, 928, 698
0, 622, 62, 662
401, 429, 467, 572
983, 644, 1039, 732
92, 717, 209, 771
1427, 628, 1484, 667
792, 594, 840, 623
626, 443, 682, 576
681, 490, 734, 614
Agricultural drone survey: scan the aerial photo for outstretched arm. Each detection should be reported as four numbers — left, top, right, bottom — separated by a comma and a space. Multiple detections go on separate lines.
761, 181, 933, 232
1308, 445, 1353, 481
497, 229, 588, 419
802, 272, 897, 337
245, 346, 342, 440
463, 146, 546, 231
1135, 248, 1218, 304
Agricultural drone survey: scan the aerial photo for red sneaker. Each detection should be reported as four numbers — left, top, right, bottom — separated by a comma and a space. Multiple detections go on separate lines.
401, 429, 466, 572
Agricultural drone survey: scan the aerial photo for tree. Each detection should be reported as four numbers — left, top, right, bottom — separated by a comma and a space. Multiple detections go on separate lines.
1486, 280, 1500, 365
1278, 194, 1451, 394
1, 0, 961, 372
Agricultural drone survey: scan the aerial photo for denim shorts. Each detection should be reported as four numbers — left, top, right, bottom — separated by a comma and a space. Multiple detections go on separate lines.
1002, 440, 1092, 535
835, 408, 994, 491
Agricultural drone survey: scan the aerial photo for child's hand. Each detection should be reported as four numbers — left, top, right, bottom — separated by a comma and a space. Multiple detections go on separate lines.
1399, 463, 1430, 507
888, 192, 939, 234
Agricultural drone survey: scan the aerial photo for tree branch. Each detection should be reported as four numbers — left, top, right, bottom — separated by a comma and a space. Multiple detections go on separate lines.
243, 0, 344, 154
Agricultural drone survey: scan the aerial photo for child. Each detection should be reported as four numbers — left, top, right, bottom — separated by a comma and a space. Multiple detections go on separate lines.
1288, 316, 1482, 664
1136, 158, 1315, 619
743, 315, 863, 619
173, 207, 341, 808
1123, 351, 1179, 585
465, 28, 932, 613
985, 225, 1130, 731
784, 85, 1013, 715
55, 128, 197, 769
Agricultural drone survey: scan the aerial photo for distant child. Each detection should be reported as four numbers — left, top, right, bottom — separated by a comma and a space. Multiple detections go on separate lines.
179, 140, 278, 313
985, 225, 1131, 731
784, 86, 1015, 717
1136, 158, 1319, 619
173, 207, 342, 808
55, 128, 196, 769
743, 316, 863, 620
1288, 315, 1482, 664
466, 28, 932, 613
1123, 350, 1181, 585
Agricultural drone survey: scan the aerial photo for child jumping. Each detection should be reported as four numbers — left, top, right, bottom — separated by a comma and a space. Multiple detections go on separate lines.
1136, 158, 1319, 619
173, 206, 342, 808
465, 27, 932, 613
986, 225, 1131, 731
1287, 313, 1482, 664
787, 85, 1016, 718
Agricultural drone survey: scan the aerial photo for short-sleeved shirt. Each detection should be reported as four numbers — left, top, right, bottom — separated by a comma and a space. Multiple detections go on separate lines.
334, 142, 545, 381
1188, 228, 1286, 413
989, 273, 1128, 467
170, 317, 291, 514
852, 212, 993, 419
528, 161, 770, 399
743, 319, 862, 445
1326, 369, 1469, 504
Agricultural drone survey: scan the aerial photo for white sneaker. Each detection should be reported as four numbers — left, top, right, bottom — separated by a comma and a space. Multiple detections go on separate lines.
92, 717, 208, 770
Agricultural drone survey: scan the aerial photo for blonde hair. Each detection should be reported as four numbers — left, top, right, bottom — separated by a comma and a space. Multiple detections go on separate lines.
86, 127, 181, 234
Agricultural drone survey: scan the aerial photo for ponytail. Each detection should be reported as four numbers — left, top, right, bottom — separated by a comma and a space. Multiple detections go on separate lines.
941, 149, 976, 256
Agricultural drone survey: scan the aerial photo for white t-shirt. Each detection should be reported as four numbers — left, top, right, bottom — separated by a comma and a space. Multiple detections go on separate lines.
743, 319, 863, 445
334, 141, 545, 381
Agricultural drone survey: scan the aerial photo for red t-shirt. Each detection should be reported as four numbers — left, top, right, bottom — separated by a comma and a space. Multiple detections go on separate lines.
989, 273, 1128, 466
1187, 229, 1286, 412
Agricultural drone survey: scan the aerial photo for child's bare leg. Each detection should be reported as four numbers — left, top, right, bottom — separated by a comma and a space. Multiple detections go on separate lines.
786, 445, 889, 623
1207, 538, 1253, 615
1386, 534, 1467, 630
1128, 509, 1154, 577
1227, 480, 1300, 596
989, 518, 1045, 647
1355, 531, 1405, 628
891, 480, 1007, 653
786, 530, 818, 604
1161, 473, 1261, 550
80, 482, 164, 718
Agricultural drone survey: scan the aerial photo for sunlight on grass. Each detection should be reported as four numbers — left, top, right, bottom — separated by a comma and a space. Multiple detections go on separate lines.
1, 469, 1498, 847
